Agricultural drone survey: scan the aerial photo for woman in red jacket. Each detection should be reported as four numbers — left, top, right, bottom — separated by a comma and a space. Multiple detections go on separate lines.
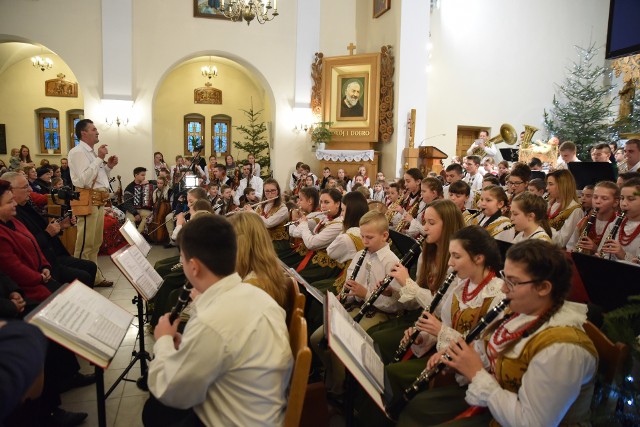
0, 179, 60, 303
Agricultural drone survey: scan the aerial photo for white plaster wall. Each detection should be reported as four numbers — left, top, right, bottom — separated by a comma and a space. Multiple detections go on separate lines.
427, 0, 611, 160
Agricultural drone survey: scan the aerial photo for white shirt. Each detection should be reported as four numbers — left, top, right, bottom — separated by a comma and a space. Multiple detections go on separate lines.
550, 200, 584, 248
148, 273, 292, 427
68, 141, 111, 189
596, 217, 640, 262
466, 302, 596, 427
256, 203, 288, 229
566, 215, 611, 251
406, 201, 428, 238
513, 226, 552, 244
234, 175, 264, 205
463, 172, 484, 193
327, 227, 361, 263
297, 216, 344, 251
347, 244, 402, 313
628, 160, 640, 172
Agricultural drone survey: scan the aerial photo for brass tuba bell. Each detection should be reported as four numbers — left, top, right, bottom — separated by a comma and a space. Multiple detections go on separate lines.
500, 123, 518, 145
521, 124, 539, 147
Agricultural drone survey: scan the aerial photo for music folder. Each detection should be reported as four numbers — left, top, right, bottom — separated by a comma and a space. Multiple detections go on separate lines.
111, 245, 164, 301
119, 219, 151, 257
278, 260, 325, 304
571, 252, 640, 312
325, 292, 388, 412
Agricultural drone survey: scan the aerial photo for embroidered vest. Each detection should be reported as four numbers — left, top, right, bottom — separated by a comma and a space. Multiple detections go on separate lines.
483, 217, 513, 238
489, 326, 597, 427
450, 294, 495, 335
549, 203, 581, 231
258, 204, 289, 241
333, 233, 365, 293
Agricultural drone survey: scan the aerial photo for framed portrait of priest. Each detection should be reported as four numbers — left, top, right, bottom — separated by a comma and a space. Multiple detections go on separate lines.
322, 53, 381, 143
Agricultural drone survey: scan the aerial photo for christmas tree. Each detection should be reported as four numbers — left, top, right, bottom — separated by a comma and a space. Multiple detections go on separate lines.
543, 44, 615, 160
233, 100, 270, 176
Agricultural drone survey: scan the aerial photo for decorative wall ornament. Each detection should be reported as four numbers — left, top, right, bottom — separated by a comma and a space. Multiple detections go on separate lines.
45, 74, 78, 98
379, 45, 395, 143
311, 52, 324, 120
612, 54, 640, 86
194, 82, 222, 104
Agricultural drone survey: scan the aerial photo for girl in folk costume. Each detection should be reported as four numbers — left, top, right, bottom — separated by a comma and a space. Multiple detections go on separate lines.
447, 181, 474, 225
290, 188, 345, 283
206, 155, 218, 183
393, 168, 424, 232
470, 185, 515, 242
247, 153, 261, 177
546, 169, 584, 248
153, 151, 167, 179
279, 186, 320, 268
248, 178, 290, 258
597, 177, 640, 262
407, 177, 444, 238
567, 180, 619, 254
398, 240, 597, 427
510, 192, 553, 243
346, 165, 371, 191
358, 227, 506, 427
370, 200, 465, 363
385, 182, 404, 229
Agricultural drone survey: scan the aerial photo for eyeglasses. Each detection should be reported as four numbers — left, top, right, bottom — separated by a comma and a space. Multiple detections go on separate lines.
498, 270, 540, 291
15, 184, 30, 190
264, 189, 278, 194
507, 181, 524, 186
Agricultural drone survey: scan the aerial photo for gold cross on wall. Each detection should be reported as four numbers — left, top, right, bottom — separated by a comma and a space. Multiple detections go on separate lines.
347, 43, 356, 55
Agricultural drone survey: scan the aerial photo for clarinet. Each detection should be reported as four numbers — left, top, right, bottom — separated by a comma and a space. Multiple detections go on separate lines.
338, 248, 368, 304
404, 299, 510, 399
391, 271, 458, 363
353, 236, 424, 323
575, 208, 599, 254
169, 280, 193, 323
598, 211, 626, 259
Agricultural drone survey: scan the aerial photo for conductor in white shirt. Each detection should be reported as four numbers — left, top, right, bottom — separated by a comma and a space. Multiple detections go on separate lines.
68, 119, 118, 287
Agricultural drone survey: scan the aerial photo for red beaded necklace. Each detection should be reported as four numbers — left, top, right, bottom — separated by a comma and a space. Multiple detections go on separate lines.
491, 313, 539, 346
618, 217, 640, 246
586, 212, 616, 244
461, 271, 496, 304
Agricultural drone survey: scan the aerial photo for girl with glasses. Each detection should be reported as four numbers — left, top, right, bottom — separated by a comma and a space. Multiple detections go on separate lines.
248, 178, 290, 258
398, 240, 596, 427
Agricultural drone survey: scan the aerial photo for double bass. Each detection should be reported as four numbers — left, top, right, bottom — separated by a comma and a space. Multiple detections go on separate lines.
147, 187, 172, 244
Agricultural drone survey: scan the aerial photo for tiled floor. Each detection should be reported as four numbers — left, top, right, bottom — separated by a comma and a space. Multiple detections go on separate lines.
60, 245, 178, 427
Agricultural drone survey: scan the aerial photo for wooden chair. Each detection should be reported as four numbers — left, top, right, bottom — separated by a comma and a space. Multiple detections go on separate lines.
584, 321, 629, 385
285, 275, 305, 331
284, 308, 312, 427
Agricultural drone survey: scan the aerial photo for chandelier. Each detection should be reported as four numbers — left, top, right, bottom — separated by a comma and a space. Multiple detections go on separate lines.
201, 57, 218, 79
31, 56, 53, 72
217, 0, 278, 25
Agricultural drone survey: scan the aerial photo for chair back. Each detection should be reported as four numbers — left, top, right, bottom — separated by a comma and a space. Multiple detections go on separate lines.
284, 308, 312, 427
284, 276, 305, 330
584, 321, 629, 385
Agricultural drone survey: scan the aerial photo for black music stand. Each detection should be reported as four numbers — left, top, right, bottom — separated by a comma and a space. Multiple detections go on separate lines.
389, 230, 422, 257
571, 252, 640, 312
568, 162, 616, 189
499, 148, 519, 162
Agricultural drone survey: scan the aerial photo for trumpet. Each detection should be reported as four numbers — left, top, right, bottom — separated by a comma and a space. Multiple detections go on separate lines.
225, 197, 279, 216
598, 211, 626, 259
575, 208, 598, 254
283, 210, 330, 227
392, 271, 457, 363
338, 248, 368, 304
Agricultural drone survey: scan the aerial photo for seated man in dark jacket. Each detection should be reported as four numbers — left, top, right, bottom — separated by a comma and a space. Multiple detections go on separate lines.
2, 172, 98, 288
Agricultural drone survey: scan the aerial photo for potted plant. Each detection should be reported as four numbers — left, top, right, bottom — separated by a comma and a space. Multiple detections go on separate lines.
311, 121, 333, 151
45, 132, 57, 154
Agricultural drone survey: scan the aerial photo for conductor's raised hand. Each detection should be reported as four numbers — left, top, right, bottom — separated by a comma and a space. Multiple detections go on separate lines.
97, 144, 109, 160
155, 313, 180, 341
107, 155, 118, 169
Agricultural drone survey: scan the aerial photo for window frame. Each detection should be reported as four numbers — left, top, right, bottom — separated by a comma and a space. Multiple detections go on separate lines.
37, 109, 61, 154
67, 110, 84, 150
184, 114, 205, 155
211, 114, 232, 157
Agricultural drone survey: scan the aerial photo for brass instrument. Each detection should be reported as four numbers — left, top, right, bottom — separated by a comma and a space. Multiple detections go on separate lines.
575, 208, 599, 254
500, 123, 518, 146
598, 211, 626, 259
386, 298, 510, 420
395, 200, 420, 232
520, 124, 539, 147
338, 248, 368, 304
385, 200, 401, 225
392, 271, 457, 363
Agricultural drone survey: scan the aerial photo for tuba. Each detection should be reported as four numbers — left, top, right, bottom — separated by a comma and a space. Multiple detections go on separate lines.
520, 124, 539, 147
500, 123, 518, 145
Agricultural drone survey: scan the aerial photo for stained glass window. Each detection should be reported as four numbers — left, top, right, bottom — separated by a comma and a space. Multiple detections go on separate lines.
184, 115, 205, 155
38, 111, 60, 153
212, 115, 231, 156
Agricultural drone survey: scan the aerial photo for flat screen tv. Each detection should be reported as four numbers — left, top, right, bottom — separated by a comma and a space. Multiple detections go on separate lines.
606, 0, 640, 59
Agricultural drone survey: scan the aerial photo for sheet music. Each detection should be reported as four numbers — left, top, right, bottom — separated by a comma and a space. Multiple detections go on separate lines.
35, 281, 133, 360
286, 267, 324, 304
114, 245, 163, 300
120, 220, 151, 257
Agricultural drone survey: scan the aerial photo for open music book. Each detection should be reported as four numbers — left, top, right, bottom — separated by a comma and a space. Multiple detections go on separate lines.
119, 219, 151, 257
26, 280, 133, 368
111, 245, 164, 301
325, 292, 386, 411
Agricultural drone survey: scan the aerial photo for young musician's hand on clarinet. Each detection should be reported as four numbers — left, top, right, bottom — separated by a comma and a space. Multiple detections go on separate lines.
415, 312, 442, 336
373, 279, 393, 297
155, 313, 181, 345
601, 239, 624, 259
439, 338, 484, 381
389, 263, 409, 287
344, 279, 367, 299
576, 236, 596, 252
402, 326, 423, 347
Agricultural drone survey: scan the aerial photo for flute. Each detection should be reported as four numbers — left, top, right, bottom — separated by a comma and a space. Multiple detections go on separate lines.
224, 196, 279, 216
283, 210, 330, 227
387, 298, 510, 420
338, 248, 368, 304
169, 280, 193, 323
353, 236, 424, 323
391, 271, 458, 363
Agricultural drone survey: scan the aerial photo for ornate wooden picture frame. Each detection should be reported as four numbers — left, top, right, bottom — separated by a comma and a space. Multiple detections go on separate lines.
322, 53, 381, 143
194, 0, 235, 20
373, 0, 391, 18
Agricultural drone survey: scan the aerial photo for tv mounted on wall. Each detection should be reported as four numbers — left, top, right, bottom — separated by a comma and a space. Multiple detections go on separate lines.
606, 0, 640, 59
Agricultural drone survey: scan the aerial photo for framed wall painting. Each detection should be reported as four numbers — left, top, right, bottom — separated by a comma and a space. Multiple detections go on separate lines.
322, 53, 381, 143
194, 0, 235, 20
373, 0, 391, 19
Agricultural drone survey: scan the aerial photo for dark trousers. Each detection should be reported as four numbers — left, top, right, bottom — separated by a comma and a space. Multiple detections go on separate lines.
142, 395, 205, 427
53, 256, 97, 287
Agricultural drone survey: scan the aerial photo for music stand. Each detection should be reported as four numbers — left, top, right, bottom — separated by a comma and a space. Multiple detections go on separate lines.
389, 230, 422, 257
495, 240, 512, 268
499, 148, 519, 162
530, 170, 546, 181
568, 162, 616, 189
571, 252, 640, 312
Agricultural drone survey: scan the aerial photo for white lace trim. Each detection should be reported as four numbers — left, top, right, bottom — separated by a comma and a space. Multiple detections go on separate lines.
466, 369, 500, 407
315, 149, 375, 162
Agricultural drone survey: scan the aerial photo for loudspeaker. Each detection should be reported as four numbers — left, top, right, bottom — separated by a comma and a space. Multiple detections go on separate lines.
0, 124, 6, 155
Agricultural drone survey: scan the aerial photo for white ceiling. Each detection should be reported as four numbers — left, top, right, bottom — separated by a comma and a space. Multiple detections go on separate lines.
0, 42, 54, 75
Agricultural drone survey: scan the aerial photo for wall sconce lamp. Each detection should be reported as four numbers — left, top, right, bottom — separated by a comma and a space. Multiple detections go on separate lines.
102, 99, 133, 128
